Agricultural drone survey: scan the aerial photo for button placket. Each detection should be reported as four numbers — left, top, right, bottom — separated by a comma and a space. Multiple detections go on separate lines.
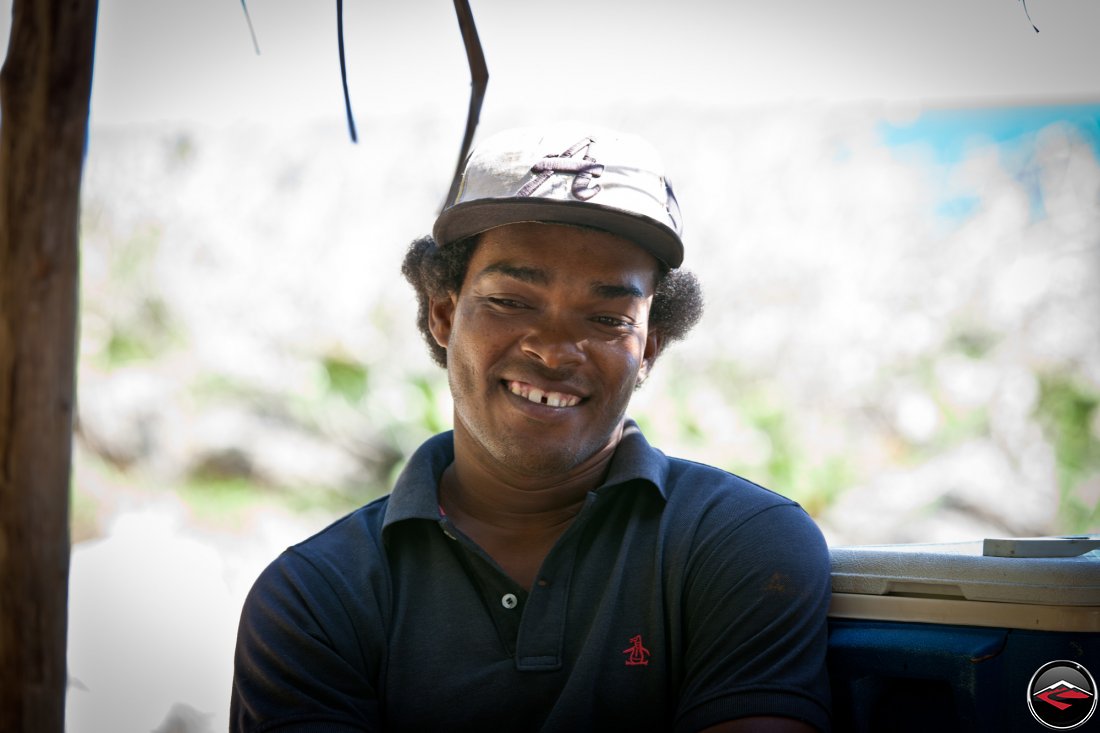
513, 493, 597, 672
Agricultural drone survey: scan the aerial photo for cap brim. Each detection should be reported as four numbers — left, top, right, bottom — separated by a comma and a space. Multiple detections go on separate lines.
432, 197, 684, 269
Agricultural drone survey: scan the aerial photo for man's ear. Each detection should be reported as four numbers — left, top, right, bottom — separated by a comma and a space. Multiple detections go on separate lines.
427, 293, 458, 349
638, 329, 663, 384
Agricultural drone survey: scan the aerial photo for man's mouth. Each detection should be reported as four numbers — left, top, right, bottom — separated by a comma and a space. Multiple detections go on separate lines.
505, 380, 582, 408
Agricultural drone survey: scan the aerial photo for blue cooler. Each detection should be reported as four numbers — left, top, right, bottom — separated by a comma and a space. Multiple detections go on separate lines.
827, 536, 1100, 732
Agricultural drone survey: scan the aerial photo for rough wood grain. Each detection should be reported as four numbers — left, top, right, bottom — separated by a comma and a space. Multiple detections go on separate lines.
0, 1, 98, 730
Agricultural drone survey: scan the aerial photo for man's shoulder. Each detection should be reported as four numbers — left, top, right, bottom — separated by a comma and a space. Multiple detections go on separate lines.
654, 453, 827, 559
241, 494, 396, 633
276, 429, 448, 574
615, 423, 800, 516
662, 454, 801, 515
281, 494, 392, 574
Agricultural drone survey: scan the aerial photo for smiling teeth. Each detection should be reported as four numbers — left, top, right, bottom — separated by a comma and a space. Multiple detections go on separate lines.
507, 381, 581, 408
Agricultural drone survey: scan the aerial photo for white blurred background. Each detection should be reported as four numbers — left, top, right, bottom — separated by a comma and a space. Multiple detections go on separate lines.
4, 1, 1099, 731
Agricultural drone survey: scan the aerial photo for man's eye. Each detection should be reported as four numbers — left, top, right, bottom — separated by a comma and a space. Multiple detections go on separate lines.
487, 297, 526, 309
593, 316, 633, 329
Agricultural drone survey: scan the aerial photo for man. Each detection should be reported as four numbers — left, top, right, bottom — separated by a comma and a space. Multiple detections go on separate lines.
231, 124, 832, 732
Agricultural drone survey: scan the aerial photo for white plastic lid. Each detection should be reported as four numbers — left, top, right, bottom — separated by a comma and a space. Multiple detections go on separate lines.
829, 536, 1100, 606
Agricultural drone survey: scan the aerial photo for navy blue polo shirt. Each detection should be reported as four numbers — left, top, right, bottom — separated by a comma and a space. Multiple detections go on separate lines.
231, 423, 832, 732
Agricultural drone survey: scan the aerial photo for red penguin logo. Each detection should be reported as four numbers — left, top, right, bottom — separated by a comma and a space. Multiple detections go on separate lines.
622, 634, 651, 667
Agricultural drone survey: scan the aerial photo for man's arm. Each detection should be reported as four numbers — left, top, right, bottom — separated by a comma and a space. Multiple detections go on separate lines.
231, 549, 383, 732
675, 499, 832, 733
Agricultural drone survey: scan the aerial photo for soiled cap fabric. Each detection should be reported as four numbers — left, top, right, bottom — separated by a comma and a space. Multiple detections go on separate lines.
433, 123, 685, 268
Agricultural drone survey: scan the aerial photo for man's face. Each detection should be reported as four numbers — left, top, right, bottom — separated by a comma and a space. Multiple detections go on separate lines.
429, 222, 662, 479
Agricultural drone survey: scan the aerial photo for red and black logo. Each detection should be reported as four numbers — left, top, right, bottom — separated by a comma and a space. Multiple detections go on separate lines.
1027, 660, 1097, 730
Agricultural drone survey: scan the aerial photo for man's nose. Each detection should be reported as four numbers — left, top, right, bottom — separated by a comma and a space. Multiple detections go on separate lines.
519, 315, 586, 369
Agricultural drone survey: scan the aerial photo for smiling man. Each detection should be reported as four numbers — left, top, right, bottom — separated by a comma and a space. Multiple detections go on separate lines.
231, 125, 832, 732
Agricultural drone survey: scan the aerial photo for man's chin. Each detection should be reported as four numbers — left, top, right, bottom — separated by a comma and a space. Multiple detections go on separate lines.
455, 408, 625, 481
489, 443, 589, 479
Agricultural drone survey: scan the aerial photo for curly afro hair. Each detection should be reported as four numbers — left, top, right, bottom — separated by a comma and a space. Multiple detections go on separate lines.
401, 233, 704, 369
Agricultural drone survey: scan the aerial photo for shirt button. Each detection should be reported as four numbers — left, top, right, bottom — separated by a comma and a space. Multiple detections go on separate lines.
501, 593, 518, 610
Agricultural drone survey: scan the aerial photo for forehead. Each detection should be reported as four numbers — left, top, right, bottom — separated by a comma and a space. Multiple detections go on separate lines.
469, 222, 661, 286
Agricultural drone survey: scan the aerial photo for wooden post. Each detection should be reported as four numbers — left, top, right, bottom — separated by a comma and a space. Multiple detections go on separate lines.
0, 1, 98, 731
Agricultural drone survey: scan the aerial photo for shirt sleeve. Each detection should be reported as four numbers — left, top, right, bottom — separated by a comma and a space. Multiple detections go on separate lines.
230, 549, 384, 732
674, 502, 832, 733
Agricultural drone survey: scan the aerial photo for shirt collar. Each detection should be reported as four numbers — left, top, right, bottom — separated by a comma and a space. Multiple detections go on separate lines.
382, 419, 670, 532
383, 431, 454, 530
598, 419, 670, 500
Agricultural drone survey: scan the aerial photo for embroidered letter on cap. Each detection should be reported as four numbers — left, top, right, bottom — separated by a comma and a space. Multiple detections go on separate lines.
516, 137, 604, 201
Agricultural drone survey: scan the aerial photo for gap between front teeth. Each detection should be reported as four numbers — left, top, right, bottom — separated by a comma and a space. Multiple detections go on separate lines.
507, 381, 580, 408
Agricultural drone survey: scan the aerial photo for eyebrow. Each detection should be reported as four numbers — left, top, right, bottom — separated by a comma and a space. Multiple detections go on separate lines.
476, 262, 550, 286
592, 282, 646, 299
476, 262, 647, 300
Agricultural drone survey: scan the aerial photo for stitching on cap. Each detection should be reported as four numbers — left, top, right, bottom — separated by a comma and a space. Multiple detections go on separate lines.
516, 137, 604, 201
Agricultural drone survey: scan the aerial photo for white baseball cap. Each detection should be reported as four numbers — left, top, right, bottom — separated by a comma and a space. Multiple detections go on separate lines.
433, 123, 685, 268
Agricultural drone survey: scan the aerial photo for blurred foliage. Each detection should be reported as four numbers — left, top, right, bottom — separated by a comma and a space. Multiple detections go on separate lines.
104, 296, 174, 364
70, 480, 102, 545
949, 328, 999, 360
70, 110, 1100, 543
408, 374, 451, 436
635, 370, 854, 518
177, 475, 363, 528
322, 354, 369, 404
84, 222, 184, 367
1037, 374, 1100, 533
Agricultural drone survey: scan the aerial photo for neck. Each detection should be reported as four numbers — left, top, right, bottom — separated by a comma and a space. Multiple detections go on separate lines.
441, 419, 623, 531
439, 419, 624, 591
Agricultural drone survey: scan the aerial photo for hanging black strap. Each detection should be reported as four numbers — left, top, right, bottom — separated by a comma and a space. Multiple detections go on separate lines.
444, 0, 490, 210
333, 0, 488, 179
337, 0, 358, 143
